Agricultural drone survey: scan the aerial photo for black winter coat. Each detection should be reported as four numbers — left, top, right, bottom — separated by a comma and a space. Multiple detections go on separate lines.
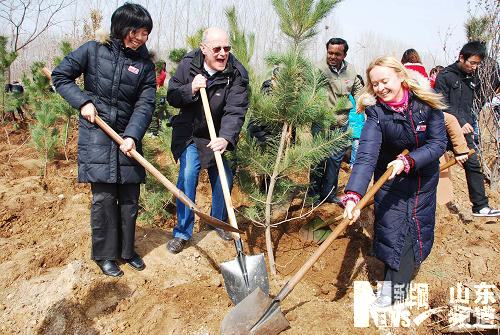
167, 49, 249, 168
52, 38, 156, 184
346, 96, 446, 271
434, 62, 480, 127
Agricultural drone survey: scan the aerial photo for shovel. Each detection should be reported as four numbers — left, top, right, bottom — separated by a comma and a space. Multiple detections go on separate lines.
94, 115, 242, 234
300, 149, 475, 243
199, 88, 269, 305
220, 150, 408, 335
41, 67, 240, 233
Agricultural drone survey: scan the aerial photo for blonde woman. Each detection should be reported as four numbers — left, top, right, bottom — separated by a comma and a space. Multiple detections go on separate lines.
342, 56, 447, 308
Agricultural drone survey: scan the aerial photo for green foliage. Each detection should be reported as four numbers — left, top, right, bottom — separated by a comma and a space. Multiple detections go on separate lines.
168, 48, 187, 76
236, 0, 343, 233
0, 36, 17, 72
138, 122, 178, 226
22, 61, 52, 110
252, 51, 336, 128
186, 28, 205, 51
225, 6, 255, 79
272, 0, 340, 48
30, 100, 59, 176
465, 15, 494, 43
53, 41, 72, 66
0, 35, 18, 121
168, 48, 187, 64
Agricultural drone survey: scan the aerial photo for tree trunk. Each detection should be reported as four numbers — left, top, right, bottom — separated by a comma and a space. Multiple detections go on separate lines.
264, 122, 289, 275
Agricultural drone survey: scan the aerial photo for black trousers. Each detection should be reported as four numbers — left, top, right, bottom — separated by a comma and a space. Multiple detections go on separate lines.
90, 183, 140, 261
463, 133, 488, 212
383, 231, 416, 301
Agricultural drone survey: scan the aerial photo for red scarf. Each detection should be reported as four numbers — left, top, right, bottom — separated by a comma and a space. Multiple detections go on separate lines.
379, 88, 409, 113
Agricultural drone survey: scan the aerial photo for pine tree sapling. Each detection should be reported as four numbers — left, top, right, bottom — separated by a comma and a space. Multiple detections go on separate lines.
30, 100, 59, 176
236, 0, 344, 275
0, 35, 18, 122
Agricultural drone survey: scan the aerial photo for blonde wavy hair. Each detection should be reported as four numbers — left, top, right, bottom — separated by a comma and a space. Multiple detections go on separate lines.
357, 56, 447, 112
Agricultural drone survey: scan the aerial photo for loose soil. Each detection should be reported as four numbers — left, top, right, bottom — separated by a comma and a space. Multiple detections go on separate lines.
0, 125, 498, 335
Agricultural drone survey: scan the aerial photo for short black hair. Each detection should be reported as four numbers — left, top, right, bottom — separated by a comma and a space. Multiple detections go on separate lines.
110, 3, 153, 40
326, 38, 348, 53
459, 41, 486, 61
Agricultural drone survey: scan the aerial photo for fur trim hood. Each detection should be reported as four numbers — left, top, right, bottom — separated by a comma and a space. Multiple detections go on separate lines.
95, 29, 154, 61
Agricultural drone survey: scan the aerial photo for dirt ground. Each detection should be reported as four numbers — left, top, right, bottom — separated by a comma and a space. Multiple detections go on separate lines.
0, 125, 498, 335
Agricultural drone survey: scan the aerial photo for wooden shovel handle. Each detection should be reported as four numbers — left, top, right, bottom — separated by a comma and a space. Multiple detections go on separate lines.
199, 88, 241, 240
94, 116, 199, 214
440, 149, 475, 170
315, 149, 476, 231
276, 149, 409, 301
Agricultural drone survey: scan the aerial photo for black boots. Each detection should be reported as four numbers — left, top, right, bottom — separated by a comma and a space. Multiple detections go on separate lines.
95, 260, 123, 277
95, 253, 145, 276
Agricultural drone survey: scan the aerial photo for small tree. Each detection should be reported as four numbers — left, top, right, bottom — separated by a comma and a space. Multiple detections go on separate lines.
236, 0, 345, 275
0, 35, 17, 123
186, 28, 204, 51
225, 6, 255, 80
30, 100, 59, 176
53, 41, 76, 160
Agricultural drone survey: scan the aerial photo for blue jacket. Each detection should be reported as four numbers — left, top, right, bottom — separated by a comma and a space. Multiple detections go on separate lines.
348, 95, 365, 139
346, 95, 446, 270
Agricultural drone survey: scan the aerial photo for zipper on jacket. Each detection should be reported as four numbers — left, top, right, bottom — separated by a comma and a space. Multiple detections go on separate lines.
407, 107, 424, 260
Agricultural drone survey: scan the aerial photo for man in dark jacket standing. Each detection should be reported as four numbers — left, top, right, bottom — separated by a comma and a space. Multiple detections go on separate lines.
166, 27, 249, 253
435, 41, 499, 217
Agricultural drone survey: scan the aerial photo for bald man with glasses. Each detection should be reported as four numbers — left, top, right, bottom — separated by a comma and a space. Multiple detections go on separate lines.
166, 27, 250, 253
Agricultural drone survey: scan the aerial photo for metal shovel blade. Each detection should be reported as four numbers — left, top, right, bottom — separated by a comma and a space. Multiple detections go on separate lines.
220, 288, 289, 335
220, 250, 269, 305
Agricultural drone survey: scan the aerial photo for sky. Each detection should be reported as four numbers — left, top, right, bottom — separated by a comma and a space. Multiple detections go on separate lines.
2, 0, 491, 78
87, 0, 481, 71
327, 0, 474, 68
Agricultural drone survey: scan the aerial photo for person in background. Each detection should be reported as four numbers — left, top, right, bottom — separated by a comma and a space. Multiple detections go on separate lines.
401, 48, 428, 78
434, 41, 499, 217
429, 65, 444, 89
347, 93, 365, 168
156, 60, 167, 88
343, 56, 447, 308
52, 3, 156, 276
309, 37, 363, 206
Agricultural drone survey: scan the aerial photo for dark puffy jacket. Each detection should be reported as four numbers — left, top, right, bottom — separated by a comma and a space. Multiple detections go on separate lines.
52, 38, 156, 184
167, 49, 249, 168
434, 62, 480, 127
346, 96, 446, 271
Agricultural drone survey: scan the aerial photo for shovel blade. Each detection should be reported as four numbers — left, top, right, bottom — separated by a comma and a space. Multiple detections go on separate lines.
194, 210, 243, 234
220, 253, 269, 305
220, 288, 289, 335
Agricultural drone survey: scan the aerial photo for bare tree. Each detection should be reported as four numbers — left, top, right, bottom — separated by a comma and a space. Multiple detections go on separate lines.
0, 0, 74, 52
466, 0, 500, 190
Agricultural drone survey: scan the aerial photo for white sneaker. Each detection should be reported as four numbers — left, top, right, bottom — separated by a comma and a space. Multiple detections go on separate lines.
472, 206, 500, 217
370, 295, 393, 310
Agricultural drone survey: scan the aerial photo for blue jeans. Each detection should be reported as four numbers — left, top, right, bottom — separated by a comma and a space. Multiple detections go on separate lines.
173, 143, 233, 240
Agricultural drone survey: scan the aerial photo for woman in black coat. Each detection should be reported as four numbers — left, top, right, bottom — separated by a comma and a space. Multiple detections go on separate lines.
52, 3, 156, 277
342, 56, 447, 308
